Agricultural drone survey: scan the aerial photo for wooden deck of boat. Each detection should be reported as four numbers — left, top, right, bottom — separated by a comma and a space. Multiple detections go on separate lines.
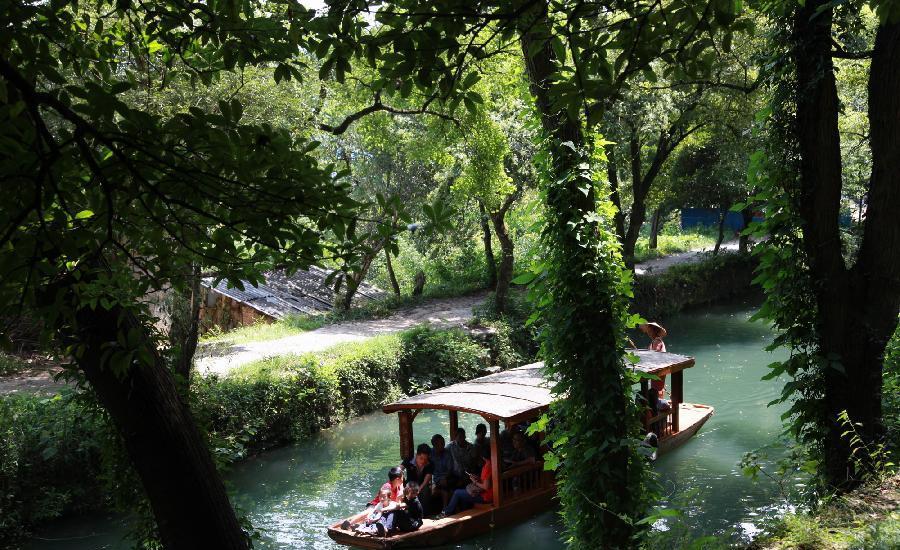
658, 402, 714, 455
327, 485, 555, 549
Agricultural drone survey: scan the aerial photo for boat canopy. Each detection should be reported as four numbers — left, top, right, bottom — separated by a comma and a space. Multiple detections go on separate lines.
382, 351, 694, 421
383, 363, 551, 421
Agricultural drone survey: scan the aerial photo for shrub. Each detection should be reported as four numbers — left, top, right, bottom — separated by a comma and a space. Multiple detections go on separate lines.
632, 252, 758, 319
0, 393, 113, 547
399, 326, 488, 393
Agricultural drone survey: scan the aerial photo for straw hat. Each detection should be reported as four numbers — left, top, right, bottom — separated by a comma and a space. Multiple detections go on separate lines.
639, 322, 667, 338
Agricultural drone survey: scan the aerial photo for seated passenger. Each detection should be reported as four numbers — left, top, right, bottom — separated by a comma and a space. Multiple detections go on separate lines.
403, 444, 435, 514
472, 423, 491, 471
498, 429, 515, 468
341, 466, 404, 529
438, 445, 493, 517
505, 431, 536, 468
352, 482, 424, 537
447, 428, 477, 483
430, 434, 454, 509
342, 486, 400, 533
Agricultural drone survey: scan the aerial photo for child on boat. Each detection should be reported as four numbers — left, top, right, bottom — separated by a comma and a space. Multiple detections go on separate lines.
341, 466, 405, 531
352, 482, 424, 536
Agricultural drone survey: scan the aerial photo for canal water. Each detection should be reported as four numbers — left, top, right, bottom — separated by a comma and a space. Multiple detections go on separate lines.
28, 298, 792, 549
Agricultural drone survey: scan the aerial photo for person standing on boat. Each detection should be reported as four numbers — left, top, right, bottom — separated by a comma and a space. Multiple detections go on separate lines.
439, 445, 493, 517
640, 322, 671, 411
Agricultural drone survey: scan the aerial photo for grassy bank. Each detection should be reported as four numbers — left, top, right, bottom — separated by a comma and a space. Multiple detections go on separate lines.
748, 476, 899, 549
0, 319, 535, 546
633, 226, 722, 264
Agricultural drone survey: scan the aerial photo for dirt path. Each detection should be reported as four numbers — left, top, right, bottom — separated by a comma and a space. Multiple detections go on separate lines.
195, 292, 489, 377
633, 240, 739, 276
1, 244, 741, 393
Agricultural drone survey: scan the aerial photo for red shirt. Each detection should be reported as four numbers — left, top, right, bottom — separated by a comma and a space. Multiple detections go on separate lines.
480, 459, 493, 503
369, 482, 402, 505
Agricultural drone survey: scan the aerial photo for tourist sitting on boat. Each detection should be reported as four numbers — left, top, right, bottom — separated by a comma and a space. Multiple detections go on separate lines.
438, 445, 493, 517
504, 431, 536, 468
343, 486, 401, 535
368, 466, 404, 506
447, 428, 477, 483
430, 434, 454, 509
403, 444, 435, 514
498, 429, 515, 469
472, 423, 491, 471
349, 482, 424, 537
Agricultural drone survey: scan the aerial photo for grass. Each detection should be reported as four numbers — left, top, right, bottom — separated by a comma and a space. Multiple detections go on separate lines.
633, 226, 723, 264
749, 475, 900, 549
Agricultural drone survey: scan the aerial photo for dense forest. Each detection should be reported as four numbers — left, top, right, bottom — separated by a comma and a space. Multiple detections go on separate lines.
0, 0, 898, 549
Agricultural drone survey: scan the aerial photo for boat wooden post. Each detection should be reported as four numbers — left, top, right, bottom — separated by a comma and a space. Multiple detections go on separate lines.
449, 410, 459, 440
398, 411, 414, 460
489, 418, 501, 508
671, 370, 683, 432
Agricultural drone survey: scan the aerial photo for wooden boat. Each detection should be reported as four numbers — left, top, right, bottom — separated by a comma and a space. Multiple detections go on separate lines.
327, 351, 713, 549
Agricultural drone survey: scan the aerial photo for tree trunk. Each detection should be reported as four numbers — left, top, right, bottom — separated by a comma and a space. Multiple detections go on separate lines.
714, 207, 727, 255
518, 3, 638, 544
490, 210, 514, 315
793, 1, 900, 490
341, 246, 379, 310
739, 206, 754, 253
606, 143, 627, 241
171, 265, 202, 384
57, 284, 248, 549
384, 247, 401, 296
479, 201, 498, 288
648, 208, 663, 250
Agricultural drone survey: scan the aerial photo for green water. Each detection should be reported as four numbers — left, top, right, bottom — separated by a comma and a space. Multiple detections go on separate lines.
28, 299, 791, 549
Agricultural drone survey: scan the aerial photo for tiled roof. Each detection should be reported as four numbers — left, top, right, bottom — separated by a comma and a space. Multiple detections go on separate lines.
203, 266, 384, 319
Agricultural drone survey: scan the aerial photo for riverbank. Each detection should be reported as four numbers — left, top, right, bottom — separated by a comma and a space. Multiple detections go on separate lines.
748, 475, 899, 549
0, 315, 536, 547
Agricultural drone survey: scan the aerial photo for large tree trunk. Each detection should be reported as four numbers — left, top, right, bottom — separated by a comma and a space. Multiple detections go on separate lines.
793, 2, 900, 490
58, 284, 248, 549
384, 247, 401, 296
341, 245, 379, 310
518, 3, 638, 544
490, 210, 514, 315
478, 201, 498, 288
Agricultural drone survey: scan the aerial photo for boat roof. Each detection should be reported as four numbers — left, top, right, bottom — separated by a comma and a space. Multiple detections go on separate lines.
382, 350, 694, 421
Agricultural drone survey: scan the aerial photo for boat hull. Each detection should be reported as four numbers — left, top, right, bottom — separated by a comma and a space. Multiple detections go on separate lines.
327, 486, 556, 549
658, 402, 714, 455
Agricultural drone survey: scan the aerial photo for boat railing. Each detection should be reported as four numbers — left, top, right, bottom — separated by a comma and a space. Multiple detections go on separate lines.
644, 408, 674, 438
499, 461, 546, 501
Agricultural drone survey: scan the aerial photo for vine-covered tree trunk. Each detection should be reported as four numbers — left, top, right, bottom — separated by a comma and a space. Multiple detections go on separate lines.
518, 3, 643, 545
384, 247, 401, 296
478, 201, 498, 288
794, 1, 900, 490
58, 285, 247, 549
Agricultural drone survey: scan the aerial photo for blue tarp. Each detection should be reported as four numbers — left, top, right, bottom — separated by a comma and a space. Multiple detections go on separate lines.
680, 208, 748, 231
